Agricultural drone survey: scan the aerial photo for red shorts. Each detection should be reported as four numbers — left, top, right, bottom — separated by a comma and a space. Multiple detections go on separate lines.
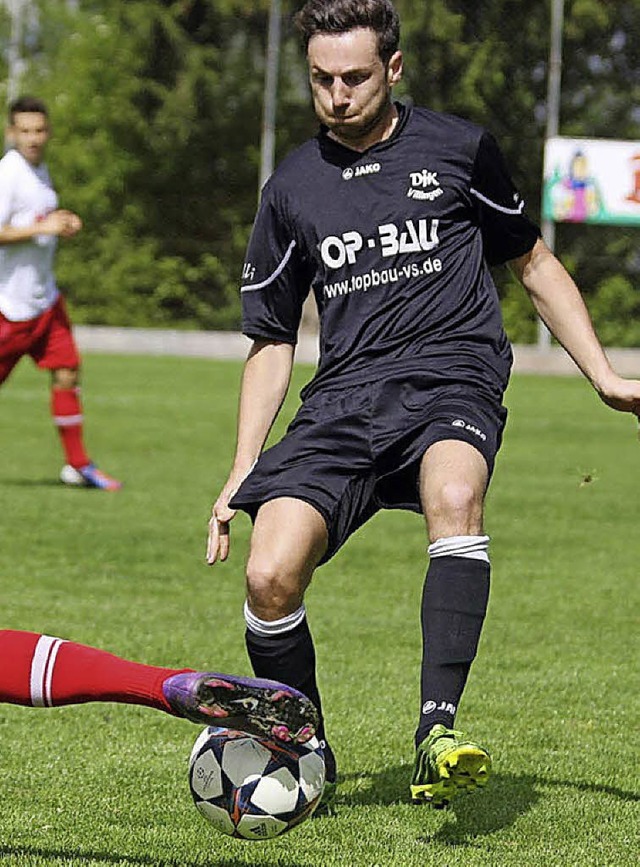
0, 296, 80, 383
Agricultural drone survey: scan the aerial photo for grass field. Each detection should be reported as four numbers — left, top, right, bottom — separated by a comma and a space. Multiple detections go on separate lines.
0, 353, 638, 867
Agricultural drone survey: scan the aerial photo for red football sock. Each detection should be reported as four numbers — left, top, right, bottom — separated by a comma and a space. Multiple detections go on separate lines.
0, 630, 191, 714
51, 387, 90, 469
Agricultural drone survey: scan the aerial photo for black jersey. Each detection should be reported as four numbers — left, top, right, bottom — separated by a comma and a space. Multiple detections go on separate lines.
239, 102, 540, 399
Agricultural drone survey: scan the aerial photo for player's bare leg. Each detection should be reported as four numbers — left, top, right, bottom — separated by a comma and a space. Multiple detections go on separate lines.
243, 497, 337, 801
246, 497, 327, 621
411, 440, 492, 806
420, 440, 488, 541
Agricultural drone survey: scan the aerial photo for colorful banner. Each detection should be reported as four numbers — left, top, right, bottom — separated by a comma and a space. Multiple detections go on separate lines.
543, 136, 640, 226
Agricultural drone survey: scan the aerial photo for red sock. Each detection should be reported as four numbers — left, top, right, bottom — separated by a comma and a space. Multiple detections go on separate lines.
0, 630, 191, 714
51, 387, 90, 469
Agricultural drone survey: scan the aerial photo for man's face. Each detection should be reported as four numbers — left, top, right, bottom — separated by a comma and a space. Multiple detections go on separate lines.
8, 111, 50, 166
307, 28, 402, 148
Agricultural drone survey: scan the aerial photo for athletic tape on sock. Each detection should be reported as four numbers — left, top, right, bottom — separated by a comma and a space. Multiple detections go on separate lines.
428, 534, 490, 563
244, 602, 307, 637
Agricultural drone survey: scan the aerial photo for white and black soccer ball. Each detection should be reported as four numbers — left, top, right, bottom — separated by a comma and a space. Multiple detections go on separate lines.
188, 726, 326, 840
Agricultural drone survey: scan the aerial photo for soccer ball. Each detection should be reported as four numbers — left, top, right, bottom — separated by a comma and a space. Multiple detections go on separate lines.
188, 726, 326, 840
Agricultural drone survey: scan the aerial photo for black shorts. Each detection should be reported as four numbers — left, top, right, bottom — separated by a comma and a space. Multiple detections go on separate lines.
230, 374, 507, 563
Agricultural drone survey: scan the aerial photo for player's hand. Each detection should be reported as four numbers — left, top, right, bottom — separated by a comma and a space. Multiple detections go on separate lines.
39, 209, 82, 238
206, 478, 241, 565
56, 210, 82, 237
597, 375, 640, 419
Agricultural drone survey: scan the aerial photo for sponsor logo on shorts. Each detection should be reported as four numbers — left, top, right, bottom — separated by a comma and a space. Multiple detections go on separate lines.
451, 418, 487, 442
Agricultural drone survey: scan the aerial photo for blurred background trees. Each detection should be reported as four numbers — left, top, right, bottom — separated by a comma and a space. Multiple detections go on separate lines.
0, 0, 638, 341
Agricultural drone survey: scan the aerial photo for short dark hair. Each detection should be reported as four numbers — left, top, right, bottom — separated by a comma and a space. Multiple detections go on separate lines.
295, 0, 400, 65
9, 96, 49, 123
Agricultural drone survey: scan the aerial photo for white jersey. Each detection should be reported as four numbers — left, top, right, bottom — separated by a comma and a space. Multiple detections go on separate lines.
0, 148, 59, 321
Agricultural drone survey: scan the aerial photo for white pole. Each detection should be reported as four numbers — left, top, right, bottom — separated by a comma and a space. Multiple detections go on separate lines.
259, 0, 282, 193
539, 0, 565, 349
6, 0, 27, 104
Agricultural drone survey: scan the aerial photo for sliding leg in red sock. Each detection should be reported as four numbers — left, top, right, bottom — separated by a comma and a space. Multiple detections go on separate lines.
0, 630, 318, 744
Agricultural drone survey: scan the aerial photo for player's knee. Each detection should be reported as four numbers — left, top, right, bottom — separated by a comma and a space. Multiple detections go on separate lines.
245, 555, 304, 619
434, 479, 478, 513
427, 480, 483, 532
52, 367, 79, 389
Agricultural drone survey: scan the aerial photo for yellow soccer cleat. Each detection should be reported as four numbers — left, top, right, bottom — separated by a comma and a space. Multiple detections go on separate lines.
410, 724, 492, 807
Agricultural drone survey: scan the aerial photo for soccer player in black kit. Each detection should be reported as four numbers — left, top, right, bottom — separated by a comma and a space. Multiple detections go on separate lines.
207, 0, 640, 808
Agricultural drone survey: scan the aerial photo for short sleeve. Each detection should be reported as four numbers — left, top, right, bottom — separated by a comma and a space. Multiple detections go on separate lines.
471, 132, 540, 266
240, 182, 311, 344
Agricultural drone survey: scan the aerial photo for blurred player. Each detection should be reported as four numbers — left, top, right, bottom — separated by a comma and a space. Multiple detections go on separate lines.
207, 0, 640, 808
0, 629, 318, 744
0, 96, 121, 490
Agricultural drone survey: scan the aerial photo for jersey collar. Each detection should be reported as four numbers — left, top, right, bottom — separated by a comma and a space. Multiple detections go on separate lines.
318, 99, 412, 160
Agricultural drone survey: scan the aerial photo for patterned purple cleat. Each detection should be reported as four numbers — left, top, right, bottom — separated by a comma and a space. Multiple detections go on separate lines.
162, 671, 319, 745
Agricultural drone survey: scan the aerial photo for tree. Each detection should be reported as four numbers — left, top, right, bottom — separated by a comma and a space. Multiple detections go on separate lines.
1, 0, 637, 342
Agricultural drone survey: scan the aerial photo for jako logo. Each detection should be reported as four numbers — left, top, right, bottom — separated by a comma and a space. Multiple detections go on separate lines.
422, 700, 457, 716
343, 162, 381, 180
451, 418, 487, 441
407, 168, 443, 201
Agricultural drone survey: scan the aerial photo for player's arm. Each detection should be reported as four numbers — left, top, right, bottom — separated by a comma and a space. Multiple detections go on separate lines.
0, 210, 82, 244
207, 178, 307, 564
509, 237, 640, 416
0, 223, 41, 244
207, 338, 295, 565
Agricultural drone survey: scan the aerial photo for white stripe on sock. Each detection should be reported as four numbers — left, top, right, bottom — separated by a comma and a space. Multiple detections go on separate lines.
428, 534, 490, 563
244, 602, 306, 637
53, 415, 83, 427
30, 635, 65, 707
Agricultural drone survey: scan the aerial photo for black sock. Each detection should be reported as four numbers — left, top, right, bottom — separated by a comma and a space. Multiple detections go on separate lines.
416, 556, 490, 747
245, 619, 336, 780
245, 618, 327, 743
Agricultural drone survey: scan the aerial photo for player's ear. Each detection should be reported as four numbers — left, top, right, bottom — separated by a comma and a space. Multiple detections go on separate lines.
387, 50, 403, 87
5, 124, 15, 146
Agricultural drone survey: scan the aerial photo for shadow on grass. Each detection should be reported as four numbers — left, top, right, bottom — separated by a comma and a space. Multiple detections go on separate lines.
0, 477, 115, 493
0, 478, 64, 487
331, 763, 639, 844
0, 844, 309, 867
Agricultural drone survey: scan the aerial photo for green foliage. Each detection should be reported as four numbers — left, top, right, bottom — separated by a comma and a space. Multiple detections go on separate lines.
1, 356, 639, 865
496, 269, 540, 344
0, 0, 638, 340
20, 1, 260, 328
587, 274, 640, 346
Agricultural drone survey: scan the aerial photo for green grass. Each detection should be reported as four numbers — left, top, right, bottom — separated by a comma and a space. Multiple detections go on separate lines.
0, 354, 638, 866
